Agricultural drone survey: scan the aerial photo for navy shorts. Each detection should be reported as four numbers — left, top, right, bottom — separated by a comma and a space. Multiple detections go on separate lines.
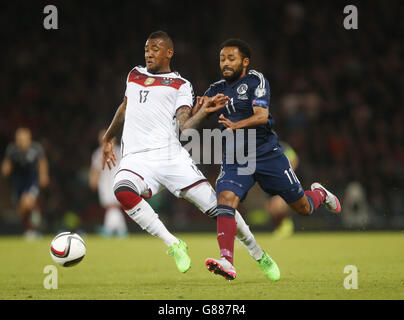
216, 152, 304, 203
12, 178, 39, 202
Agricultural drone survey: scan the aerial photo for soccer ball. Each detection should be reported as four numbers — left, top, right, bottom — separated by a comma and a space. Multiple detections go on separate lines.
50, 232, 86, 267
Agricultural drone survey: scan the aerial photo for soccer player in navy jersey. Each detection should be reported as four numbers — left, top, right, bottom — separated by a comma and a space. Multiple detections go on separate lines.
188, 39, 341, 280
1, 128, 49, 239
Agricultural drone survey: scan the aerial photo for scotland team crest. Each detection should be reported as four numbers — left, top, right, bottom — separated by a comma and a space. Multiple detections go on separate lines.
237, 84, 248, 95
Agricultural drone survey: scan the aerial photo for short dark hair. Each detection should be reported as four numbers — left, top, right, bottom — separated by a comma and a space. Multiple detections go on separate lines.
220, 38, 251, 60
147, 30, 174, 49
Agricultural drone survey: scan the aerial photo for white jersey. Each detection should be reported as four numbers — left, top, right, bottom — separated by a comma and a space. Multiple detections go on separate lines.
91, 145, 121, 207
122, 66, 194, 158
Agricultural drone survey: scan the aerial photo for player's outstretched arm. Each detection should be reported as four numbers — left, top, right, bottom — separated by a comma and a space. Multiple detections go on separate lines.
38, 156, 50, 188
1, 158, 12, 178
219, 106, 268, 130
176, 96, 204, 132
177, 94, 230, 131
102, 97, 127, 170
104, 96, 127, 142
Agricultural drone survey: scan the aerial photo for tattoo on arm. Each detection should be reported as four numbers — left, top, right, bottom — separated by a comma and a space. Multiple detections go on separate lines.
177, 107, 207, 131
176, 107, 192, 132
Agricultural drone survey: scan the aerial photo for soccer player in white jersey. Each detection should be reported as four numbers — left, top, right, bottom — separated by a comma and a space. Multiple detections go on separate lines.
102, 31, 278, 280
90, 129, 128, 237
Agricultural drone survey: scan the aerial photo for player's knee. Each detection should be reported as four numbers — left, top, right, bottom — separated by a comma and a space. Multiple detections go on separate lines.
19, 194, 35, 213
218, 191, 238, 207
18, 202, 30, 214
113, 182, 142, 211
181, 182, 218, 218
266, 196, 286, 214
113, 170, 147, 210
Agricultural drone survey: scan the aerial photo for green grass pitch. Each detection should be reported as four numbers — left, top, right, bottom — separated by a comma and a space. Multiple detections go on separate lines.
0, 232, 403, 300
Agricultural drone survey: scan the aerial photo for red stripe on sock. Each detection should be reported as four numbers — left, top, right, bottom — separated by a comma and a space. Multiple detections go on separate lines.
115, 190, 142, 211
217, 216, 237, 265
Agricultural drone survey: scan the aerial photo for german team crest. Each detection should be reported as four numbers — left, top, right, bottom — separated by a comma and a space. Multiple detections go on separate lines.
161, 78, 173, 85
144, 77, 155, 85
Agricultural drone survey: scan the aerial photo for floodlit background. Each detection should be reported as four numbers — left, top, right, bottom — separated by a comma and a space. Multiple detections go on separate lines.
0, 0, 403, 234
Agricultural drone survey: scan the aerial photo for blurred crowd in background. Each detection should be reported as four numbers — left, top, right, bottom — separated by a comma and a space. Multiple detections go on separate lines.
1, 1, 403, 234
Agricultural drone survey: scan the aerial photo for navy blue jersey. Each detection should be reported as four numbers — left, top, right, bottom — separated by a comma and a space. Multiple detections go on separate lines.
204, 70, 280, 160
4, 142, 44, 197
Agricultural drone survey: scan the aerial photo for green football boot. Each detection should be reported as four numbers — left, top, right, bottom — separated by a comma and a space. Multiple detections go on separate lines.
256, 252, 280, 282
167, 240, 191, 273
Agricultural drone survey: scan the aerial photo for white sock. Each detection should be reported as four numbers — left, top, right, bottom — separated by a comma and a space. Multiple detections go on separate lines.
235, 210, 264, 260
125, 199, 178, 247
145, 219, 179, 247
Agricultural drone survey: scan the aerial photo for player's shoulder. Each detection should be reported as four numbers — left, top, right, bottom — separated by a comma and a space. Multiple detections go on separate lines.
125, 65, 143, 81
169, 72, 194, 96
126, 65, 144, 73
30, 141, 44, 153
210, 79, 226, 89
131, 66, 189, 81
173, 71, 192, 86
132, 65, 144, 72
129, 65, 145, 73
247, 69, 268, 88
5, 143, 18, 157
205, 79, 226, 95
